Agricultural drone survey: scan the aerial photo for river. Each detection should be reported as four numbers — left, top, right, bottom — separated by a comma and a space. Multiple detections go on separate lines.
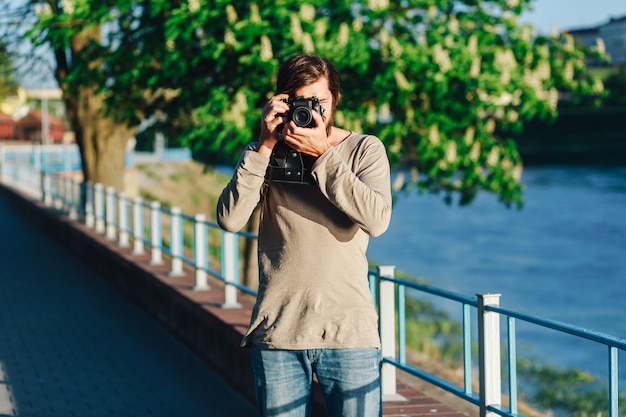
367, 165, 626, 385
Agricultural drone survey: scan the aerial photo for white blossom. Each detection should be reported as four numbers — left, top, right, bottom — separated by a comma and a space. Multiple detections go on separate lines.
594, 38, 606, 54
224, 30, 236, 46
389, 38, 403, 58
486, 146, 499, 166
260, 35, 272, 61
563, 34, 575, 52
302, 33, 315, 53
432, 44, 451, 73
231, 91, 248, 129
563, 61, 574, 81
338, 23, 349, 46
468, 35, 478, 54
166, 39, 175, 52
449, 15, 459, 33
300, 4, 316, 22
249, 4, 261, 24
290, 15, 303, 42
593, 79, 604, 95
35, 3, 52, 15
445, 141, 457, 163
470, 57, 481, 78
485, 119, 496, 134
427, 5, 437, 19
520, 25, 534, 42
464, 126, 475, 146
428, 124, 440, 145
366, 104, 377, 124
226, 4, 238, 24
394, 70, 411, 91
469, 142, 481, 161
512, 163, 523, 181
188, 0, 200, 13
380, 103, 391, 121
352, 17, 363, 32
368, 0, 389, 11
315, 20, 327, 37
547, 88, 559, 110
62, 0, 74, 14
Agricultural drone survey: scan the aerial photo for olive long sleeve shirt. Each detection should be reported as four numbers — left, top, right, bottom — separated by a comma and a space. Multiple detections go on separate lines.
216, 132, 392, 349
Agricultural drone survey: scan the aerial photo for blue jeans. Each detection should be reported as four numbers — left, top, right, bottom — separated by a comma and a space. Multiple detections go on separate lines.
251, 345, 382, 417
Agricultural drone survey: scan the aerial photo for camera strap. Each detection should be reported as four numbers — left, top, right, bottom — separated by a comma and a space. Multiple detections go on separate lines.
268, 141, 315, 185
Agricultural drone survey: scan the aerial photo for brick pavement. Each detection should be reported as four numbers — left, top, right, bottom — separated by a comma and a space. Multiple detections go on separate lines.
0, 190, 259, 417
0, 183, 471, 417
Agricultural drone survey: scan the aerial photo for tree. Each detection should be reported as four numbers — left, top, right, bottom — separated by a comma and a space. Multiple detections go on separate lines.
2, 0, 604, 204
155, 0, 605, 207
0, 0, 163, 189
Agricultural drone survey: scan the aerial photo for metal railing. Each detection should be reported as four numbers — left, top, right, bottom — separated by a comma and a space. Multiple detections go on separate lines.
1, 161, 624, 417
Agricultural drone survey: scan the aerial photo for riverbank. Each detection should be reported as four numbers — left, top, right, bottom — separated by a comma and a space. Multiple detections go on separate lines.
514, 105, 626, 165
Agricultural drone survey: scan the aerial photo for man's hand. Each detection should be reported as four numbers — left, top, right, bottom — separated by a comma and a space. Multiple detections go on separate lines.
257, 94, 290, 158
282, 110, 330, 158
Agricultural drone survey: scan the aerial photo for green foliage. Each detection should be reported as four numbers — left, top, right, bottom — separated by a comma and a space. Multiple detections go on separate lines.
0, 40, 17, 98
517, 358, 626, 416
603, 67, 626, 105
152, 0, 606, 207
21, 0, 606, 207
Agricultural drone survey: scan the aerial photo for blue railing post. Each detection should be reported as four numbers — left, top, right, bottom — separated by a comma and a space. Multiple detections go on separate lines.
118, 193, 129, 247
193, 214, 210, 291
84, 182, 95, 228
42, 173, 52, 207
507, 317, 518, 415
397, 284, 406, 365
478, 293, 502, 417
463, 303, 473, 397
149, 201, 163, 265
132, 197, 144, 255
609, 346, 619, 417
68, 178, 78, 220
105, 187, 116, 240
221, 231, 241, 308
94, 183, 105, 233
169, 207, 184, 276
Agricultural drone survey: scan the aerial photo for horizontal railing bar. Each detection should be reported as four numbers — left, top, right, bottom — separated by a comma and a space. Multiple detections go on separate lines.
488, 305, 626, 350
384, 358, 480, 406
376, 274, 477, 306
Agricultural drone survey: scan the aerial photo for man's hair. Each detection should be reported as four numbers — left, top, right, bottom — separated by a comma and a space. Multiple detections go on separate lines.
276, 54, 341, 111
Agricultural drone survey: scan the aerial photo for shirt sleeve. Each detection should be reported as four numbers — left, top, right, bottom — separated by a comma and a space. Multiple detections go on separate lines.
311, 136, 392, 237
216, 144, 269, 232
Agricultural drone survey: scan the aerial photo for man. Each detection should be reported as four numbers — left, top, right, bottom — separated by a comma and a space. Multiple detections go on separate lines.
216, 54, 392, 417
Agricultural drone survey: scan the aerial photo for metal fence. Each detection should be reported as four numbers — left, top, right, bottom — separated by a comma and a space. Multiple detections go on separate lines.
1, 160, 624, 417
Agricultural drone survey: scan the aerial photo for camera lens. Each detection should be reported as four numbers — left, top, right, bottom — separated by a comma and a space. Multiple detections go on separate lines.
292, 107, 312, 127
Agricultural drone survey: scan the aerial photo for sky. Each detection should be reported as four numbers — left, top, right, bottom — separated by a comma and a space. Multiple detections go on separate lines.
521, 0, 626, 34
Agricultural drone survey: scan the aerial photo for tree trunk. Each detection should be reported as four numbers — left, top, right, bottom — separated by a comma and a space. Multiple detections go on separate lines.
71, 88, 135, 191
54, 25, 135, 191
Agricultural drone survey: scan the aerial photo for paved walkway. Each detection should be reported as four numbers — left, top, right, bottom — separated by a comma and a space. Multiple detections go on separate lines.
0, 191, 259, 417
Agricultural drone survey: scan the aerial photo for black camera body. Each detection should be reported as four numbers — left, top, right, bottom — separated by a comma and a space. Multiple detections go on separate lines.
283, 96, 325, 128
268, 96, 325, 185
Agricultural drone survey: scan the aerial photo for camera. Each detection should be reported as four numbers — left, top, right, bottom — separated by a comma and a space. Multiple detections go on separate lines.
283, 96, 325, 128
268, 96, 325, 185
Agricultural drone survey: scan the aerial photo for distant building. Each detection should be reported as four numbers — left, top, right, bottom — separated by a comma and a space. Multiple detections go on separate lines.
600, 16, 626, 65
566, 15, 626, 66
14, 110, 65, 143
0, 113, 13, 140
